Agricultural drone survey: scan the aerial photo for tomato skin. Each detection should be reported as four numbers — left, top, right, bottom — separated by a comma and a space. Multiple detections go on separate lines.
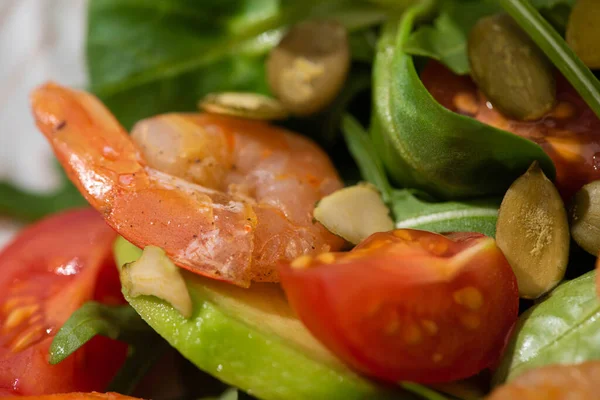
0, 209, 127, 396
280, 229, 519, 384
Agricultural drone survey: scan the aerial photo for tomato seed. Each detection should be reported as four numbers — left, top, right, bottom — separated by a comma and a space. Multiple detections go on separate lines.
291, 255, 313, 269
453, 287, 483, 310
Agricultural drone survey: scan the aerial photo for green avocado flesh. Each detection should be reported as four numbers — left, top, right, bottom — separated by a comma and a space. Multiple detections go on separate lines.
113, 237, 406, 400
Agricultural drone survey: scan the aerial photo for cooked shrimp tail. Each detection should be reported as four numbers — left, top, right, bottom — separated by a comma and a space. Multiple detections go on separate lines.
31, 82, 257, 286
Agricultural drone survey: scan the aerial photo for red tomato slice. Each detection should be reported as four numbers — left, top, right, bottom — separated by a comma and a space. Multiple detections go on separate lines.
0, 209, 127, 395
421, 61, 600, 200
279, 229, 519, 384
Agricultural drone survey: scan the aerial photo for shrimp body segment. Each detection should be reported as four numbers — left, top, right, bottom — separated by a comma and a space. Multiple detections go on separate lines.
31, 83, 344, 287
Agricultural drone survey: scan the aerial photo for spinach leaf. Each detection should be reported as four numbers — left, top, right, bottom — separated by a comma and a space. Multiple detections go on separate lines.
49, 302, 152, 364
392, 190, 500, 237
499, 0, 600, 119
402, 0, 500, 75
370, 5, 555, 199
87, 0, 390, 129
493, 271, 600, 385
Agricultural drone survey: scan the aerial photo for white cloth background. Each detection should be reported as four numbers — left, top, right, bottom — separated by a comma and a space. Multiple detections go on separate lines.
0, 0, 88, 245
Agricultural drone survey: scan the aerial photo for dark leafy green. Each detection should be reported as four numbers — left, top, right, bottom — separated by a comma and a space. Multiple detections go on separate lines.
370, 4, 555, 199
392, 190, 499, 237
0, 181, 86, 222
402, 0, 500, 75
50, 302, 169, 394
341, 114, 393, 201
87, 0, 391, 130
493, 271, 600, 385
49, 302, 152, 364
499, 0, 600, 119
342, 114, 500, 236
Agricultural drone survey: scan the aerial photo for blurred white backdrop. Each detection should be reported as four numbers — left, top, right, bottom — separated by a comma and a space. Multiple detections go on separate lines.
0, 0, 88, 245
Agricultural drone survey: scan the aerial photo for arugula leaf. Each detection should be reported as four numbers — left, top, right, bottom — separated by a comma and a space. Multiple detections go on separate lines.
499, 0, 600, 119
341, 114, 393, 202
370, 7, 555, 199
402, 0, 575, 75
87, 0, 390, 129
403, 0, 500, 75
400, 383, 449, 400
106, 336, 170, 395
49, 302, 152, 364
392, 190, 500, 237
493, 271, 600, 384
50, 302, 170, 394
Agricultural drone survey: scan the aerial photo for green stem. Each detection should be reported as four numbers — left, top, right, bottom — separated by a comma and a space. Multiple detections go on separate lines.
499, 0, 600, 119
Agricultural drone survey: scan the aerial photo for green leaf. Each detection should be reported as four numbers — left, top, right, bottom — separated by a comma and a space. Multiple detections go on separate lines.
499, 0, 600, 119
49, 302, 152, 364
493, 271, 600, 385
87, 0, 390, 129
0, 181, 86, 222
106, 336, 171, 394
403, 0, 500, 75
341, 114, 393, 202
370, 5, 555, 199
400, 383, 449, 400
392, 190, 500, 237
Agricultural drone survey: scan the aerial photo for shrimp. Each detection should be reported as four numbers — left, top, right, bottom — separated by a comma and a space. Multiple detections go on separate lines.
31, 83, 344, 287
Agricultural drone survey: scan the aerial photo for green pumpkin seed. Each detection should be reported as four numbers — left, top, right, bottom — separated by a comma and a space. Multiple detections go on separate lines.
468, 14, 556, 121
267, 20, 350, 116
198, 92, 289, 120
495, 162, 569, 299
570, 181, 600, 256
567, 0, 600, 69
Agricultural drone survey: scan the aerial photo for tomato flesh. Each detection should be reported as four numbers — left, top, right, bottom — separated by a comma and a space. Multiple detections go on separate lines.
421, 62, 600, 200
279, 229, 519, 384
0, 209, 127, 395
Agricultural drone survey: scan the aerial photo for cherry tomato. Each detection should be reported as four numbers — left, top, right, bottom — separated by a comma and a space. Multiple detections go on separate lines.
279, 229, 519, 384
487, 361, 600, 400
0, 209, 127, 395
421, 61, 600, 200
0, 393, 140, 400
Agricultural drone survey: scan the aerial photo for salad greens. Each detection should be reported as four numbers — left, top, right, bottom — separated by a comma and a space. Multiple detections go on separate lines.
494, 271, 600, 384
370, 6, 555, 199
4, 0, 600, 399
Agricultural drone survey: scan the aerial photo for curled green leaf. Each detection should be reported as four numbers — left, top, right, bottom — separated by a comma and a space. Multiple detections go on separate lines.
49, 302, 151, 365
370, 7, 555, 199
493, 271, 600, 385
392, 190, 499, 237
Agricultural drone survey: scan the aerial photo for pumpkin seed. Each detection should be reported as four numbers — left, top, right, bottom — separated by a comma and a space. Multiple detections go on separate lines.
567, 0, 600, 69
570, 181, 600, 256
198, 92, 289, 120
267, 20, 350, 116
468, 14, 556, 121
314, 183, 394, 245
495, 162, 569, 299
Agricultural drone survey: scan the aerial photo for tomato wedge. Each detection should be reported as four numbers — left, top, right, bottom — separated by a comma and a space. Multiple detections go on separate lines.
279, 229, 519, 384
0, 209, 127, 395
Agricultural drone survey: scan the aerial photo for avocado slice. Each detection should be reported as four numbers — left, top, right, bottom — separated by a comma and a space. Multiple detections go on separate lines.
113, 237, 412, 400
